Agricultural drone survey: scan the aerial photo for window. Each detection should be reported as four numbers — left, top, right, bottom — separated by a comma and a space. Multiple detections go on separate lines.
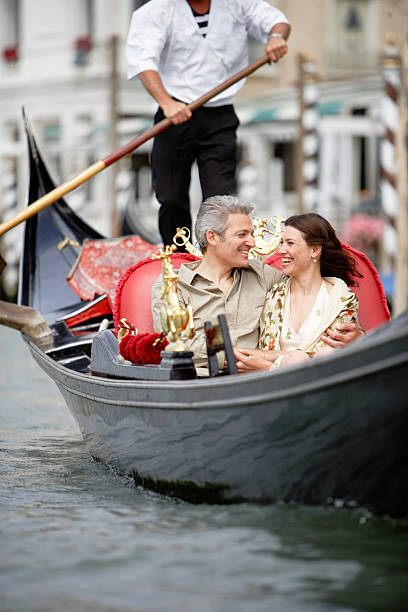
1, 0, 19, 61
78, 0, 93, 37
329, 0, 377, 70
74, 0, 93, 65
337, 0, 366, 53
274, 142, 296, 192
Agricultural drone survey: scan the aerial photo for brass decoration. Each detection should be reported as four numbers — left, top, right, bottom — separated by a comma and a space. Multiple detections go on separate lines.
117, 317, 138, 343
249, 215, 285, 260
152, 245, 195, 352
173, 227, 202, 258
173, 217, 284, 262
116, 317, 138, 362
58, 237, 80, 251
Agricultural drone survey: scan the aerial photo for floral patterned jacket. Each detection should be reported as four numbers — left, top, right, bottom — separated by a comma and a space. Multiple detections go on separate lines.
259, 276, 359, 357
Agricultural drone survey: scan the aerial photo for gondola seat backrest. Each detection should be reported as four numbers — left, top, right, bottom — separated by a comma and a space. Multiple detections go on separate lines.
113, 244, 390, 335
113, 252, 200, 334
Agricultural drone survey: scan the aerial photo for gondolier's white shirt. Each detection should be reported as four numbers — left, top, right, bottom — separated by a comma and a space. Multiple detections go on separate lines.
126, 0, 289, 107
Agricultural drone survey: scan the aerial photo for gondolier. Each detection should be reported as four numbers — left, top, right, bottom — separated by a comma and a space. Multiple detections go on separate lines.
126, 0, 291, 247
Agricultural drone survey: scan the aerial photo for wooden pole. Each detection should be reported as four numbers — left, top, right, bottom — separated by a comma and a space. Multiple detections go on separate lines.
109, 34, 120, 237
380, 35, 401, 276
0, 54, 270, 238
300, 55, 319, 211
296, 53, 305, 214
393, 34, 408, 315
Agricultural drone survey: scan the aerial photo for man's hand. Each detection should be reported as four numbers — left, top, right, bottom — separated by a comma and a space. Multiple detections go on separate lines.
321, 323, 364, 349
138, 70, 192, 125
162, 100, 192, 125
265, 35, 288, 63
232, 347, 281, 373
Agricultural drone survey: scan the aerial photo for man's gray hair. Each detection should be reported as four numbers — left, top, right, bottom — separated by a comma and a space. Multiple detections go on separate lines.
195, 195, 254, 252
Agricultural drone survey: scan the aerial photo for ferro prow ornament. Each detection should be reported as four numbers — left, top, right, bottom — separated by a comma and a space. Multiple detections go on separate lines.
173, 216, 285, 262
173, 227, 202, 258
249, 215, 285, 260
152, 245, 195, 352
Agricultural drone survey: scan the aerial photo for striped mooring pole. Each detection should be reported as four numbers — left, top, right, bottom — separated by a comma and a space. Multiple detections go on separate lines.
297, 53, 319, 212
380, 35, 402, 275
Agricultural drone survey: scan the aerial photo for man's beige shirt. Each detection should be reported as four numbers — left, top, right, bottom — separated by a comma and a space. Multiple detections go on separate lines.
151, 260, 283, 375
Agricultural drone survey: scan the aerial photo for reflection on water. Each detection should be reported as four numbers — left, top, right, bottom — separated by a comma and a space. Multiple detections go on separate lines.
0, 326, 407, 612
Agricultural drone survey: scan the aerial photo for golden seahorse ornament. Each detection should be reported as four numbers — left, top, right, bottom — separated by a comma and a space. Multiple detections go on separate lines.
152, 245, 195, 352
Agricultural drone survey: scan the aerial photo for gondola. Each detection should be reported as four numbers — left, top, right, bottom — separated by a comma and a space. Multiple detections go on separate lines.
3, 121, 408, 519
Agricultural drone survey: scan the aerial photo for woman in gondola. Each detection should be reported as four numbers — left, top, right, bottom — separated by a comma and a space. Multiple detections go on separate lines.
233, 212, 362, 372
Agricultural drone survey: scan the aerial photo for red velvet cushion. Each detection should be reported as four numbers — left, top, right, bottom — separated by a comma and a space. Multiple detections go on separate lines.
264, 243, 390, 331
113, 253, 200, 334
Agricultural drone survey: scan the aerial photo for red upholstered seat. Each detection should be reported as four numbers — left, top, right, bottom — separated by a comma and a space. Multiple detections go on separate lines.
113, 252, 200, 334
114, 244, 390, 336
264, 243, 390, 331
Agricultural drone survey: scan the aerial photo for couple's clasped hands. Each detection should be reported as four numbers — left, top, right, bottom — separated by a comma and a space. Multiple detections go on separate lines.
233, 347, 281, 372
233, 346, 309, 372
233, 322, 364, 373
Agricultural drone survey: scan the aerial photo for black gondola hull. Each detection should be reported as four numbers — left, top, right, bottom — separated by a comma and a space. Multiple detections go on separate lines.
24, 314, 408, 517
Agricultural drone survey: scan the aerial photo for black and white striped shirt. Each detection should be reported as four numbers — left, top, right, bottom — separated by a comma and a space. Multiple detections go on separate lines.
191, 7, 209, 38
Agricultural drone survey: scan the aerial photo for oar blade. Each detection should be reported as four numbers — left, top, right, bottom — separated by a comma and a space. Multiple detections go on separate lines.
0, 300, 53, 350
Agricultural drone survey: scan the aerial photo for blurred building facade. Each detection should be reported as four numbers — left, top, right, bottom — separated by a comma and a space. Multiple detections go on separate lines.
0, 0, 407, 297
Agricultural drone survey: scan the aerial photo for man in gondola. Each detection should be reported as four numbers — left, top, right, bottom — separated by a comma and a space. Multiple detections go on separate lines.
126, 0, 291, 248
151, 195, 364, 375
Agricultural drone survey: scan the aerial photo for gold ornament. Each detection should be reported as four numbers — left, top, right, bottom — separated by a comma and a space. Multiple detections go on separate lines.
117, 317, 138, 343
173, 227, 202, 258
172, 217, 285, 262
57, 236, 80, 251
249, 216, 285, 260
152, 245, 195, 352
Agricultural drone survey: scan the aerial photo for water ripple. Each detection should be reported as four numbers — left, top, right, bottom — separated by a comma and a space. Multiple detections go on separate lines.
1, 327, 407, 612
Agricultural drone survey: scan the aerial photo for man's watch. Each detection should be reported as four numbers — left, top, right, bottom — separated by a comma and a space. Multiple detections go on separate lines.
269, 33, 284, 39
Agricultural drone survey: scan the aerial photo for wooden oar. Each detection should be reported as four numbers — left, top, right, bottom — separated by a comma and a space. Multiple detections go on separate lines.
0, 300, 53, 349
0, 55, 270, 238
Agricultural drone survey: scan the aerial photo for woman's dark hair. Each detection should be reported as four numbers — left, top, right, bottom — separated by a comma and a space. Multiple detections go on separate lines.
284, 212, 362, 286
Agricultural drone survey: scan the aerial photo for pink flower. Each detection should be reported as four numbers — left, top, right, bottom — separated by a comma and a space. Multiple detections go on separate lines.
341, 215, 383, 251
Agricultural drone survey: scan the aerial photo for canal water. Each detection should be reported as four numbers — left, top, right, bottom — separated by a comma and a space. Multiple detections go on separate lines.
0, 325, 407, 612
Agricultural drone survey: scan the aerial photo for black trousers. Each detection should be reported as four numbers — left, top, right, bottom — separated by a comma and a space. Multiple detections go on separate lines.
151, 104, 239, 247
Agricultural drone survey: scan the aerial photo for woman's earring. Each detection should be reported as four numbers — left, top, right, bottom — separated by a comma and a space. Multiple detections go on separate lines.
313, 258, 317, 263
